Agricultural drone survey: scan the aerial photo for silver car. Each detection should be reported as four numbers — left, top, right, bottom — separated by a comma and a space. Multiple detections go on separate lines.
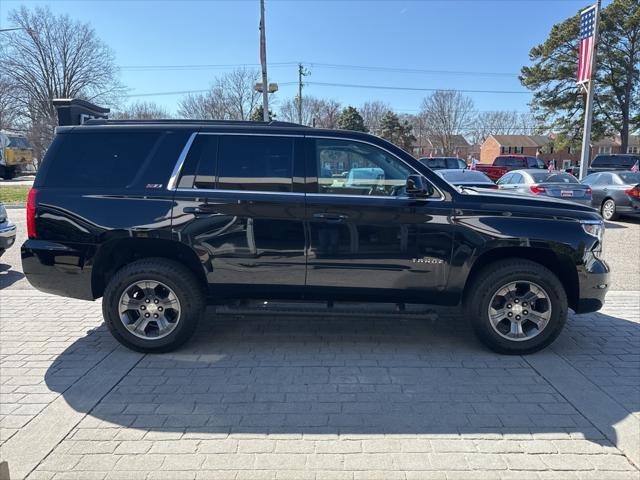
496, 169, 593, 206
0, 203, 16, 257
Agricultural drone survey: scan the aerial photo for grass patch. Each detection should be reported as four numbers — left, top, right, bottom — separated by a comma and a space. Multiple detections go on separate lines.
0, 185, 30, 205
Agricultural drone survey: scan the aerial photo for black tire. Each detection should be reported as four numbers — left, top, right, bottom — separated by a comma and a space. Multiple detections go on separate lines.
601, 198, 619, 221
102, 258, 206, 353
464, 259, 568, 355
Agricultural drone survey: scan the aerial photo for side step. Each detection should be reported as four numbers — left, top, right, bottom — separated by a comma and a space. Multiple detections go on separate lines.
214, 300, 438, 318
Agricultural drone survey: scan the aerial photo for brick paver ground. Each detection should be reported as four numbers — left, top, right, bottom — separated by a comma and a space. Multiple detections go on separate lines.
1, 290, 638, 479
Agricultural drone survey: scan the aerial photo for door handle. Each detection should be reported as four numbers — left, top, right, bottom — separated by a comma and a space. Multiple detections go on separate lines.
313, 212, 348, 222
184, 206, 214, 215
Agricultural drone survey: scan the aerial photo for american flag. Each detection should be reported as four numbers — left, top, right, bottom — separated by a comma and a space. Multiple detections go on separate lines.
577, 5, 597, 84
548, 160, 555, 172
631, 161, 639, 172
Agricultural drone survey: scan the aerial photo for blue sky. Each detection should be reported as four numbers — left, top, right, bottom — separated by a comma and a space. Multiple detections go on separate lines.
1, 0, 604, 115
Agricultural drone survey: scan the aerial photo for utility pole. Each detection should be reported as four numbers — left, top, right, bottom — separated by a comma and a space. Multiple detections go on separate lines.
578, 0, 601, 180
297, 63, 309, 125
259, 0, 269, 122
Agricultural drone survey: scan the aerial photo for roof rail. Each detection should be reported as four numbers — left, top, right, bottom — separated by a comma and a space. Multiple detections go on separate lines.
82, 118, 308, 128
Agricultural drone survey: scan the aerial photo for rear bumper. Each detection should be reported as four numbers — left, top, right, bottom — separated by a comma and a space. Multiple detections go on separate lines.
21, 239, 95, 301
0, 221, 16, 251
573, 256, 610, 314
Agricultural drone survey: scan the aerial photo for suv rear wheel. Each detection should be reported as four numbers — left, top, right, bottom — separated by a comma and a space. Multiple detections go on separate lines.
465, 259, 568, 354
103, 258, 205, 352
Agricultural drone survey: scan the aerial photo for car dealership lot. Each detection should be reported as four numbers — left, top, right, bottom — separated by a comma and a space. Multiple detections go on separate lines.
1, 208, 639, 479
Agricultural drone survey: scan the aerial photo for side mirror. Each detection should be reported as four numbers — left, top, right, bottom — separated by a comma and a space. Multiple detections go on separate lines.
406, 174, 434, 197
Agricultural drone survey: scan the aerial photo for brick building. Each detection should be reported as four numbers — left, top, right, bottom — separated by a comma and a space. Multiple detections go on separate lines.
412, 135, 471, 159
480, 135, 580, 169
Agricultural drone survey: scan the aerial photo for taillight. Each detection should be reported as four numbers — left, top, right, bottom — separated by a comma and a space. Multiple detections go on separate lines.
26, 188, 38, 239
624, 188, 640, 198
585, 187, 592, 195
530, 185, 546, 194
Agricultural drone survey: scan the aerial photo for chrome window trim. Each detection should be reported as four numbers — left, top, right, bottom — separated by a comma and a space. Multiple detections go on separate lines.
167, 131, 445, 200
167, 132, 197, 191
307, 135, 445, 201
198, 132, 304, 138
167, 131, 301, 192
175, 187, 304, 197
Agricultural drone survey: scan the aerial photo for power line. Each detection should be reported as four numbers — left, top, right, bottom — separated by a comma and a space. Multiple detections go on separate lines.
306, 81, 531, 95
119, 60, 520, 78
120, 62, 297, 71
123, 82, 298, 98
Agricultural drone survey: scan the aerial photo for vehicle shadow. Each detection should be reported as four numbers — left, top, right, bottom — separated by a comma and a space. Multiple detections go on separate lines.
0, 263, 25, 289
44, 307, 637, 444
604, 221, 627, 229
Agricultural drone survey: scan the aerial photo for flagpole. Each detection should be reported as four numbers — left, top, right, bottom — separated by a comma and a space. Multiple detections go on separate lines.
578, 1, 601, 181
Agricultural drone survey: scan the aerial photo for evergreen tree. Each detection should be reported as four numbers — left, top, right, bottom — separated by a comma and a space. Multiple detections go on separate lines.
337, 106, 367, 132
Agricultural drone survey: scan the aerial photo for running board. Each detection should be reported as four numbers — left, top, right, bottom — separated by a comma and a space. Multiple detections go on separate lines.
213, 301, 438, 318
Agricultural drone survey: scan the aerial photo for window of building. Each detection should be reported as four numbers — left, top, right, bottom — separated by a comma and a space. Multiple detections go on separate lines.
628, 146, 639, 154
598, 146, 612, 154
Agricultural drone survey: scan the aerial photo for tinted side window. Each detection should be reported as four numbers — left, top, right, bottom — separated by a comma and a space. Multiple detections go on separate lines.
447, 158, 466, 169
43, 132, 161, 188
497, 173, 512, 185
315, 139, 413, 197
217, 135, 294, 192
594, 174, 611, 186
510, 173, 524, 184
178, 135, 218, 189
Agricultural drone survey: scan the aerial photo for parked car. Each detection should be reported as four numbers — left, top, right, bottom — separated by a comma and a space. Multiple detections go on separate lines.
589, 154, 640, 173
581, 171, 640, 220
418, 157, 467, 170
435, 169, 497, 189
475, 155, 546, 182
22, 119, 609, 355
565, 165, 590, 177
0, 203, 16, 257
496, 170, 593, 206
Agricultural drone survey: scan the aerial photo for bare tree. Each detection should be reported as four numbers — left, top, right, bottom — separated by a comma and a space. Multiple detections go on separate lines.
177, 68, 260, 121
420, 91, 475, 155
112, 101, 170, 120
0, 76, 21, 131
278, 96, 341, 127
470, 111, 544, 144
360, 101, 391, 136
0, 6, 122, 161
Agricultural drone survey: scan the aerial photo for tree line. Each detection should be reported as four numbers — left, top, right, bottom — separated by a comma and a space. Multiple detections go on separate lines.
0, 1, 637, 163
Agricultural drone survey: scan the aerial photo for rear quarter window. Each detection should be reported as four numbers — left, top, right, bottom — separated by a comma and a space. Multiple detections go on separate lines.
41, 132, 162, 188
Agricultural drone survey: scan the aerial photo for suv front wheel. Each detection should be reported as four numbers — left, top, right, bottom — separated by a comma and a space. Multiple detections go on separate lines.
465, 259, 568, 354
103, 258, 205, 352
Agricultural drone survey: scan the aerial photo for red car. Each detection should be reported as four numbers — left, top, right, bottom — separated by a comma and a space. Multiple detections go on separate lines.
476, 155, 546, 182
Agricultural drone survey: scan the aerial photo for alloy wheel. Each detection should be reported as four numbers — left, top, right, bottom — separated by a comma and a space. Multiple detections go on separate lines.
118, 280, 181, 340
602, 200, 615, 220
487, 281, 552, 342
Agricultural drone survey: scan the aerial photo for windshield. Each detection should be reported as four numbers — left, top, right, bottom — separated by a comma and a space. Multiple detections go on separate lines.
529, 172, 578, 184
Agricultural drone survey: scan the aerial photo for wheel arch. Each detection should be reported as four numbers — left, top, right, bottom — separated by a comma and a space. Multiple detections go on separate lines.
463, 247, 579, 311
91, 237, 207, 299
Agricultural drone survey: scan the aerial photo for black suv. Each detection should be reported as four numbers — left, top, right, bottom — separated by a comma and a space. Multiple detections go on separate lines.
590, 154, 640, 172
22, 120, 609, 354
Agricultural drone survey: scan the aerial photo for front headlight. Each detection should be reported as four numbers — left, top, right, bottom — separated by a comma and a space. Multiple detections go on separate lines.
581, 219, 604, 244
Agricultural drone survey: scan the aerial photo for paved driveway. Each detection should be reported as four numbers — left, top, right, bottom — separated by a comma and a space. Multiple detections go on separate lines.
1, 208, 639, 479
1, 290, 638, 479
